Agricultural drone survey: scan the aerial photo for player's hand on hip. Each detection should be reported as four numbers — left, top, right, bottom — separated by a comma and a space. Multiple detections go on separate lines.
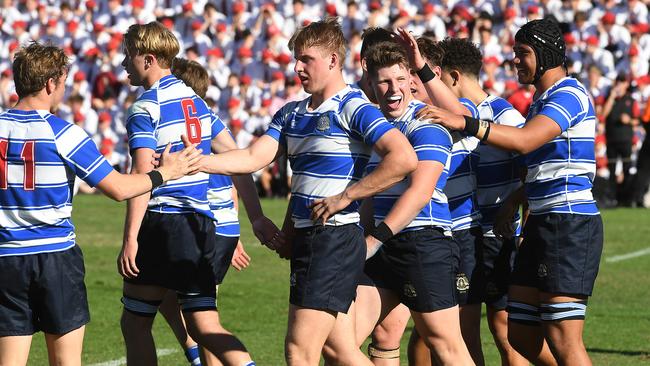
230, 240, 251, 271
117, 240, 140, 279
365, 235, 383, 260
416, 105, 466, 131
309, 193, 351, 225
275, 238, 292, 260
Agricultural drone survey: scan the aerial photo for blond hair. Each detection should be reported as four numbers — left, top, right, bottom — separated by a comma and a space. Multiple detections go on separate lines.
13, 42, 69, 98
289, 17, 346, 69
123, 22, 179, 68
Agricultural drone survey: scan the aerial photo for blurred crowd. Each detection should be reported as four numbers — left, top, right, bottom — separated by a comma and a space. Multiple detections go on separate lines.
1, 0, 649, 206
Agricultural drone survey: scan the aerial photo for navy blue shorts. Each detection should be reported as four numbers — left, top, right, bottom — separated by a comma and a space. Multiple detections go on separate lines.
365, 227, 459, 312
453, 227, 485, 305
482, 236, 516, 310
0, 246, 89, 336
290, 224, 365, 313
511, 213, 603, 296
126, 212, 233, 295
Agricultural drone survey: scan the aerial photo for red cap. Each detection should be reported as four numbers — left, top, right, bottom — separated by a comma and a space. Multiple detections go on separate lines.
9, 94, 19, 103
240, 74, 252, 85
86, 0, 96, 8
602, 12, 616, 25
161, 18, 174, 29
216, 22, 226, 32
483, 56, 500, 65
631, 23, 650, 34
107, 39, 121, 51
230, 119, 243, 128
505, 80, 519, 91
48, 19, 57, 28
586, 35, 599, 46
233, 2, 245, 13
272, 71, 285, 80
302, 19, 311, 27
636, 75, 650, 86
93, 22, 104, 32
629, 45, 639, 56
182, 2, 192, 12
423, 4, 434, 15
483, 79, 494, 89
74, 71, 86, 82
564, 33, 576, 45
369, 1, 381, 10
132, 0, 144, 8
206, 47, 224, 57
68, 20, 79, 32
238, 47, 253, 58
276, 53, 291, 64
13, 20, 27, 29
452, 5, 472, 21
1, 69, 11, 77
325, 3, 337, 16
191, 20, 202, 30
228, 98, 241, 108
99, 111, 111, 122
527, 5, 539, 14
9, 41, 19, 52
353, 52, 361, 62
261, 98, 272, 107
262, 48, 274, 60
398, 9, 409, 18
85, 47, 100, 57
504, 7, 516, 20
292, 75, 301, 85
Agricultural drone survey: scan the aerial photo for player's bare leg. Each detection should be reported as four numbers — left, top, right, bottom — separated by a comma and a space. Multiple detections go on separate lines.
407, 329, 432, 366
0, 335, 32, 366
285, 305, 339, 366
486, 307, 528, 366
121, 283, 167, 366
44, 326, 85, 366
541, 293, 591, 366
321, 301, 374, 366
411, 306, 475, 366
353, 285, 382, 347
459, 304, 485, 365
369, 303, 410, 366
158, 291, 210, 365
183, 310, 251, 366
507, 285, 557, 366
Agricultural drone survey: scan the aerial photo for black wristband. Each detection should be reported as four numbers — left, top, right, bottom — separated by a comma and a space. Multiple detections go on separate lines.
371, 222, 394, 243
416, 63, 436, 83
147, 170, 164, 190
481, 122, 491, 141
463, 115, 480, 136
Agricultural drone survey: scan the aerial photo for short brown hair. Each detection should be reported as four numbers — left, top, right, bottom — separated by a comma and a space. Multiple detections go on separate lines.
417, 37, 444, 68
171, 57, 209, 98
289, 17, 346, 68
13, 42, 69, 98
123, 21, 179, 68
364, 41, 409, 77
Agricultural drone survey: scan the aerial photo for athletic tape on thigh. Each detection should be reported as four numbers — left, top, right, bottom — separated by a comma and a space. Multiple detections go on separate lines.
540, 301, 587, 321
367, 343, 400, 359
121, 296, 162, 317
506, 301, 541, 325
177, 293, 217, 312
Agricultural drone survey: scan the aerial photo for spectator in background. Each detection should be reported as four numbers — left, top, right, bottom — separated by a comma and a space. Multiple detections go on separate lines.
603, 75, 640, 206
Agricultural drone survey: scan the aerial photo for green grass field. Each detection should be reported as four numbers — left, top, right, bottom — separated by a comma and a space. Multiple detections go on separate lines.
26, 195, 650, 365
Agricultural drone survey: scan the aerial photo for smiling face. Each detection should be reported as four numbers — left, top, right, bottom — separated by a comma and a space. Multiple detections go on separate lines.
513, 42, 537, 84
370, 63, 412, 119
293, 46, 332, 95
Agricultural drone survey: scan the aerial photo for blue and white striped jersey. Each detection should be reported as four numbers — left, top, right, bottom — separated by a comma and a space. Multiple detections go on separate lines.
476, 95, 526, 237
127, 75, 220, 219
265, 86, 394, 228
366, 100, 453, 233
445, 98, 481, 231
523, 77, 598, 215
0, 109, 114, 256
207, 114, 239, 237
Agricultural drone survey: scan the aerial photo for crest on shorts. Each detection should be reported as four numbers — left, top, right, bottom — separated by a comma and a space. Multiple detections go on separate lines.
456, 273, 470, 292
316, 114, 330, 132
537, 264, 548, 278
289, 272, 296, 287
403, 283, 417, 298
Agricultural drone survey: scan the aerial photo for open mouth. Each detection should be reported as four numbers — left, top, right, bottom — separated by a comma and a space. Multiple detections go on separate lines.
386, 95, 403, 110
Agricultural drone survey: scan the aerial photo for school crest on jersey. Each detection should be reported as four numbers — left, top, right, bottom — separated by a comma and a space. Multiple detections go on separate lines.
316, 114, 331, 132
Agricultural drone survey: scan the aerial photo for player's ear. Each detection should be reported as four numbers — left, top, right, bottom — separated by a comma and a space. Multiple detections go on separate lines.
450, 70, 461, 86
329, 52, 338, 70
45, 77, 56, 95
144, 54, 155, 69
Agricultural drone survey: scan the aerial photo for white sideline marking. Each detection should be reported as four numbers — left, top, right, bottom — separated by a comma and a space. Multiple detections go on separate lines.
88, 348, 178, 366
606, 247, 650, 263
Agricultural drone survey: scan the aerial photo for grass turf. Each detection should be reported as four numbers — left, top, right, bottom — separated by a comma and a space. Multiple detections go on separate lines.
23, 195, 650, 365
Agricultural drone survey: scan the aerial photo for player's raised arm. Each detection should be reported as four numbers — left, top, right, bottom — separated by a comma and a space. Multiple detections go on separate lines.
197, 134, 281, 175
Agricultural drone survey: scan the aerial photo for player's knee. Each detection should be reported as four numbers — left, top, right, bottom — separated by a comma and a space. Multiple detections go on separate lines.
372, 324, 403, 349
285, 340, 312, 366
